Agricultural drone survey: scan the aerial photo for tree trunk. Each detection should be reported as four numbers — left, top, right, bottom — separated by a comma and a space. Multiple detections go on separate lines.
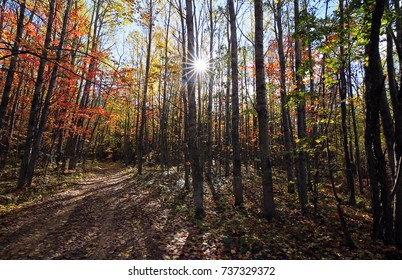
161, 3, 172, 169
18, 0, 56, 189
23, 0, 73, 188
388, 0, 402, 250
206, 0, 214, 182
255, 0, 275, 219
225, 21, 231, 178
364, 0, 394, 244
228, 0, 243, 206
186, 0, 204, 218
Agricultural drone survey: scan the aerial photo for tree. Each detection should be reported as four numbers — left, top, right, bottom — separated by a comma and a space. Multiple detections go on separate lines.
364, 0, 393, 244
206, 0, 214, 182
228, 0, 243, 206
18, 0, 57, 189
160, 2, 172, 170
186, 0, 204, 218
386, 0, 402, 249
254, 0, 274, 219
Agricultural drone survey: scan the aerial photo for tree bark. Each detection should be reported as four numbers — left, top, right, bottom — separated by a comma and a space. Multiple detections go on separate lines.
186, 0, 204, 218
26, 0, 73, 181
255, 0, 275, 219
18, 0, 56, 189
364, 0, 393, 244
161, 3, 172, 169
206, 0, 214, 182
228, 0, 243, 206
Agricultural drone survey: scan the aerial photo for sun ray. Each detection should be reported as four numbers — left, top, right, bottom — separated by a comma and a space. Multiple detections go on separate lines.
194, 59, 208, 73
183, 54, 213, 85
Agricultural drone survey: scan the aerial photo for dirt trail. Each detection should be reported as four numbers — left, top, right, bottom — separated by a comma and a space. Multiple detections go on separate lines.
0, 162, 166, 259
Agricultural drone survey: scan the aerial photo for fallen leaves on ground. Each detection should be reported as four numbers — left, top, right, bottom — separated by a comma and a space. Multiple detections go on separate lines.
0, 161, 400, 259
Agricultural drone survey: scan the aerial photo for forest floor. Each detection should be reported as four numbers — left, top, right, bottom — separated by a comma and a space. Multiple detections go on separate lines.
0, 161, 401, 259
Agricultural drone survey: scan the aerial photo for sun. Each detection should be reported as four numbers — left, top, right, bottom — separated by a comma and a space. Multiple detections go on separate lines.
194, 59, 208, 73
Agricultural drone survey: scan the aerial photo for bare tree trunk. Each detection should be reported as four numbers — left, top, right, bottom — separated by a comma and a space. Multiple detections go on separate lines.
206, 0, 214, 182
161, 3, 172, 169
365, 0, 394, 244
24, 0, 73, 187
255, 0, 275, 219
228, 0, 243, 206
18, 0, 56, 189
176, 0, 190, 190
225, 21, 231, 178
186, 0, 204, 218
388, 0, 402, 250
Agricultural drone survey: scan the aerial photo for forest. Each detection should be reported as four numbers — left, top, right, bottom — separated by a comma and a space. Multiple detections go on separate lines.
0, 0, 402, 260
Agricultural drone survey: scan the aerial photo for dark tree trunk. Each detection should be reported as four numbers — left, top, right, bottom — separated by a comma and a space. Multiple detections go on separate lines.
186, 0, 204, 218
22, 0, 73, 188
364, 0, 394, 244
18, 0, 56, 189
255, 0, 275, 219
206, 0, 214, 183
388, 0, 402, 250
161, 3, 172, 169
225, 22, 231, 178
338, 0, 356, 205
228, 0, 243, 206
177, 0, 190, 190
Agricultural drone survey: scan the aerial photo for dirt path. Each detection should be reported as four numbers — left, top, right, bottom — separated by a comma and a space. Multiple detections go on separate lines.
1, 162, 393, 260
0, 162, 167, 259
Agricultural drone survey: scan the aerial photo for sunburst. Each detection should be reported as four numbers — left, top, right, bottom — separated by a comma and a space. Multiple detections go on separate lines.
184, 54, 212, 84
194, 58, 208, 73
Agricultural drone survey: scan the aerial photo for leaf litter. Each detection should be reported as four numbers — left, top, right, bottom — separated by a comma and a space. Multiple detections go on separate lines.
0, 161, 400, 259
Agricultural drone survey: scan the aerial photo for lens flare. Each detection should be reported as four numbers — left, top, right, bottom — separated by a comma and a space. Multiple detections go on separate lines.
194, 59, 208, 73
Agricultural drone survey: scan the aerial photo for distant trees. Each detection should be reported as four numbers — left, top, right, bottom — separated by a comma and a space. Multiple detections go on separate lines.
0, 0, 118, 186
137, 0, 155, 175
293, 0, 308, 214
